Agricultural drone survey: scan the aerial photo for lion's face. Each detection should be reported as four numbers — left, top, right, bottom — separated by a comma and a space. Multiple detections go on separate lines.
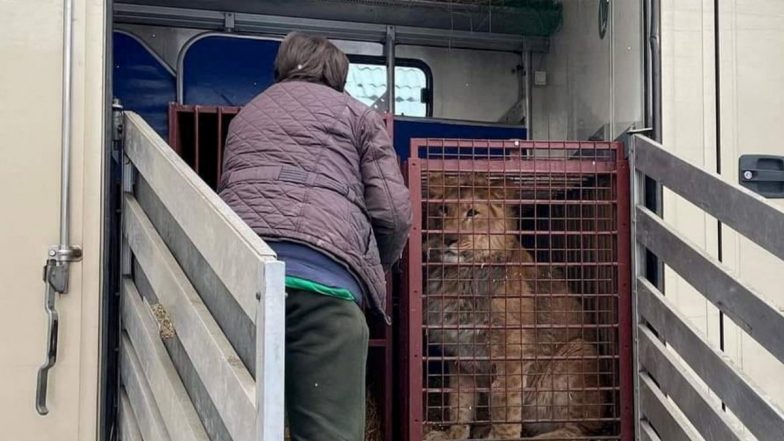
425, 174, 519, 263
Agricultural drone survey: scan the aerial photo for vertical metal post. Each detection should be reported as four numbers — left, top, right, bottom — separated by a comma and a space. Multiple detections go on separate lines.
385, 26, 396, 116
644, 0, 664, 290
524, 50, 534, 139
629, 134, 646, 441
58, 0, 74, 250
256, 260, 286, 441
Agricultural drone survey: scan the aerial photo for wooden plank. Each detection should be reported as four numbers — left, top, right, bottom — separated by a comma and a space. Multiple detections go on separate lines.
637, 206, 784, 364
638, 373, 702, 441
132, 265, 234, 441
136, 177, 255, 372
122, 279, 210, 441
634, 135, 784, 262
120, 334, 171, 441
124, 194, 256, 441
124, 111, 277, 324
639, 419, 663, 441
119, 389, 144, 441
637, 278, 784, 440
638, 325, 745, 441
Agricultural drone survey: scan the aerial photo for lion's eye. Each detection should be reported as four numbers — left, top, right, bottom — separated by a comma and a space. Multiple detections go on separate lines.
466, 208, 479, 218
436, 205, 447, 216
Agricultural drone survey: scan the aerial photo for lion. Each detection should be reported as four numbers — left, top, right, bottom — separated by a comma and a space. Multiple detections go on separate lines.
422, 173, 607, 440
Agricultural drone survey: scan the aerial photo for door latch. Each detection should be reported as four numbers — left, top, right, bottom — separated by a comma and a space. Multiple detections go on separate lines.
36, 246, 81, 415
739, 155, 784, 198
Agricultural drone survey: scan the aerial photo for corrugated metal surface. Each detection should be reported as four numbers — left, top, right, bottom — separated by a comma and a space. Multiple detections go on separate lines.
346, 64, 428, 117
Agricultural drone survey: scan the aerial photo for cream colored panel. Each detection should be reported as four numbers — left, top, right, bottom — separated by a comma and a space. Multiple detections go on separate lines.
661, 0, 721, 345
532, 0, 612, 140
717, 0, 784, 410
0, 0, 105, 439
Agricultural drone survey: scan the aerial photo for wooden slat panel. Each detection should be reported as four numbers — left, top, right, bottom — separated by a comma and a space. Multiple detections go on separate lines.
135, 177, 255, 372
638, 325, 745, 441
636, 206, 784, 364
122, 279, 210, 441
634, 134, 784, 261
637, 278, 784, 440
124, 111, 277, 324
119, 389, 144, 441
638, 373, 702, 441
120, 335, 171, 441
639, 420, 664, 441
124, 194, 256, 441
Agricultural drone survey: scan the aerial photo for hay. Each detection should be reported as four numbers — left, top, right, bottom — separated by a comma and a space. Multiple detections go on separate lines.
284, 390, 383, 441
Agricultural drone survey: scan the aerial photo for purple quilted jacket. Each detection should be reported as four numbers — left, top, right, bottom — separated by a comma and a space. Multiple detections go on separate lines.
218, 81, 412, 319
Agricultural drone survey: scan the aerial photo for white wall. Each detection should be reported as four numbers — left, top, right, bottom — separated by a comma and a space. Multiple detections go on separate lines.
531, 0, 643, 141
661, 0, 784, 424
396, 45, 521, 122
0, 0, 106, 439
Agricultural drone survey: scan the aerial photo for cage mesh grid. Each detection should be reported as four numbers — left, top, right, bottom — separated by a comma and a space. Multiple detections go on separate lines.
402, 139, 632, 441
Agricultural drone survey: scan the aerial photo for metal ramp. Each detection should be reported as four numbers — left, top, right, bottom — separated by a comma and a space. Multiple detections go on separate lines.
118, 112, 285, 441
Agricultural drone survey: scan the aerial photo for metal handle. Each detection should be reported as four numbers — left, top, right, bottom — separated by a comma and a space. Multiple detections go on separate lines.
35, 255, 75, 415
36, 259, 63, 415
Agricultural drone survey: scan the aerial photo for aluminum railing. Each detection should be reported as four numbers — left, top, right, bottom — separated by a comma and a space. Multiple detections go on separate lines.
631, 134, 784, 441
118, 112, 285, 441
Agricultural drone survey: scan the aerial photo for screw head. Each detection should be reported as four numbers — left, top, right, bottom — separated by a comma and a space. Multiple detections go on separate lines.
743, 170, 753, 180
48, 250, 56, 257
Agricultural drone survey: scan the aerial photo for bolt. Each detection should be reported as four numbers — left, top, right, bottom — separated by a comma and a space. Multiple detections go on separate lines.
49, 250, 56, 257
743, 170, 753, 180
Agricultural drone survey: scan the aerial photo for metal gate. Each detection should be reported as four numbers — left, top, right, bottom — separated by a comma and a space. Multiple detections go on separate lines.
402, 138, 633, 440
630, 134, 784, 440
117, 111, 285, 441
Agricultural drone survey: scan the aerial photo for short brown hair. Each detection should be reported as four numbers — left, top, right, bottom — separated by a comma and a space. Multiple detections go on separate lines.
274, 32, 349, 92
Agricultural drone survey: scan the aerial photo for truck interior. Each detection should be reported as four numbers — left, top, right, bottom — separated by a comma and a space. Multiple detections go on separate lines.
107, 1, 646, 440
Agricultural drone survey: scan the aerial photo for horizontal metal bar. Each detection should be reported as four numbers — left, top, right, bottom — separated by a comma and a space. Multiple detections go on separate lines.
119, 390, 144, 441
637, 277, 784, 440
633, 134, 784, 262
417, 159, 616, 174
124, 194, 256, 441
256, 260, 286, 441
636, 206, 784, 364
120, 335, 172, 441
638, 325, 746, 441
113, 3, 549, 52
124, 111, 276, 324
638, 372, 701, 441
122, 279, 210, 441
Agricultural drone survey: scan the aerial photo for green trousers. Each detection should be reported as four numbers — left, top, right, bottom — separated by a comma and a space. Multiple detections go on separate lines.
285, 289, 369, 441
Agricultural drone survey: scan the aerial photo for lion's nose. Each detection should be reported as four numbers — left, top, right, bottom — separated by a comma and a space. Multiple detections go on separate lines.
445, 237, 458, 247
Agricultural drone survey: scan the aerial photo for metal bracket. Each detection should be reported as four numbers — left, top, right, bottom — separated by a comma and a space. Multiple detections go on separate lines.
48, 245, 83, 264
224, 12, 236, 32
619, 126, 653, 158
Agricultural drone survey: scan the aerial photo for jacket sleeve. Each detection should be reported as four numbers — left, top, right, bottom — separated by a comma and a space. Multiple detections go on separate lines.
358, 110, 413, 269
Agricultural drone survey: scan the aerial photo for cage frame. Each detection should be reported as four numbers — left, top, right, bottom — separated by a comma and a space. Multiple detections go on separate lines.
401, 138, 633, 441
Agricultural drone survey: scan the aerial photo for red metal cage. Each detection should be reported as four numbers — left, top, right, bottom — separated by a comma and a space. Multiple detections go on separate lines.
401, 139, 632, 441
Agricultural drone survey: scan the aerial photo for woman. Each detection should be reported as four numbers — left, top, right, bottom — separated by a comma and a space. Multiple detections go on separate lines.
219, 32, 412, 440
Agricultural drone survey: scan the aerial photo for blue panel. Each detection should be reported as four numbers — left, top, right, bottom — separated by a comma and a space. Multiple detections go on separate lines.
182, 36, 280, 106
393, 118, 527, 159
113, 32, 175, 139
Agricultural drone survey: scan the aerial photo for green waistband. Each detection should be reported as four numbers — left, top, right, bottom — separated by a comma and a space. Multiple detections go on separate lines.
285, 276, 356, 302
